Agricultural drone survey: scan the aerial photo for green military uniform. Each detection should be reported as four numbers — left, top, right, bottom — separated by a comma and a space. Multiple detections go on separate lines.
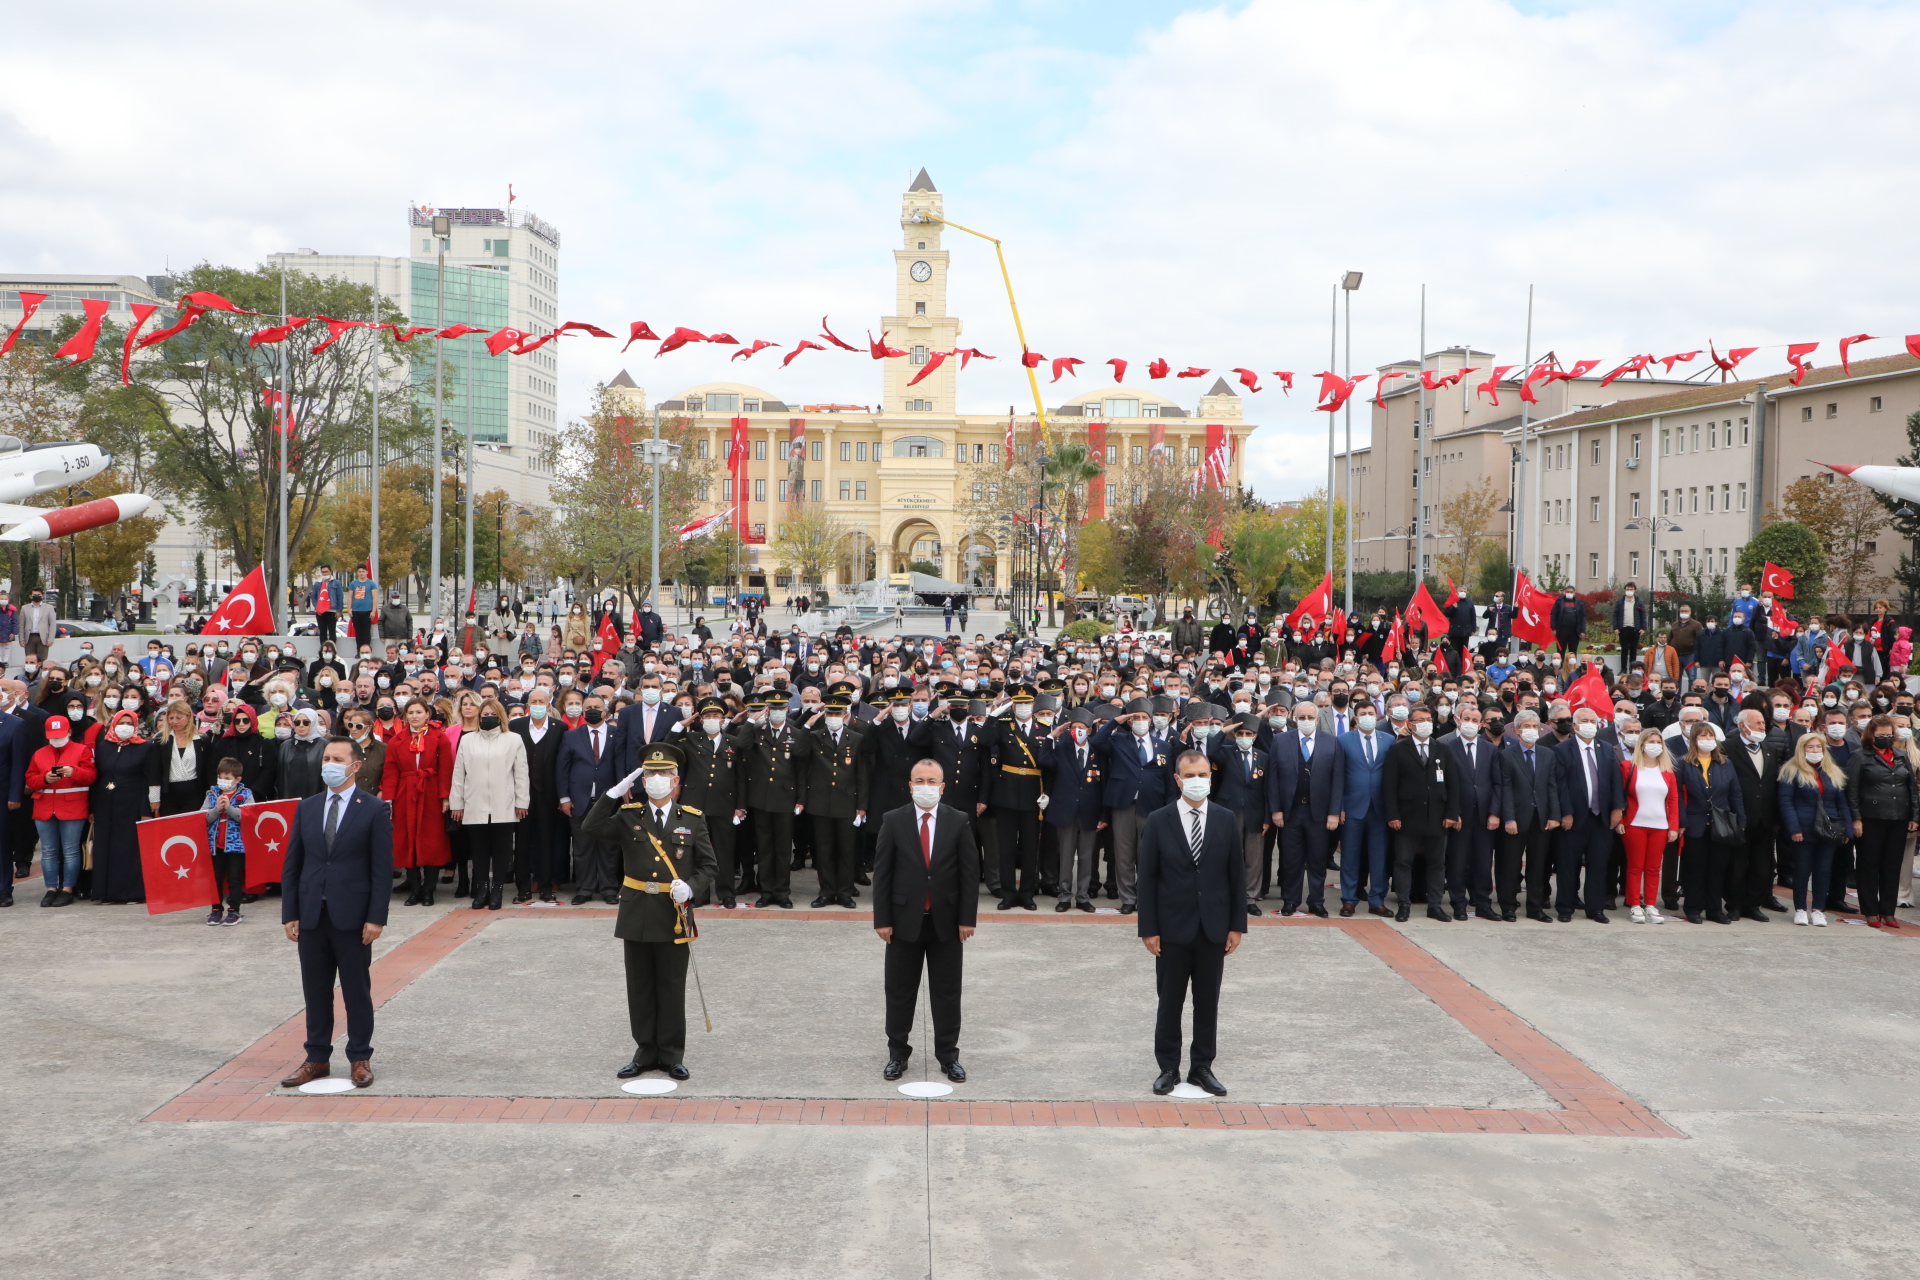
801, 693, 870, 907
583, 743, 717, 1073
740, 694, 813, 906
679, 697, 748, 907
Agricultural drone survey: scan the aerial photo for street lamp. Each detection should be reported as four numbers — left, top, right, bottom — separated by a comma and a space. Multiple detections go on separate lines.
1624, 516, 1684, 611
1332, 271, 1362, 610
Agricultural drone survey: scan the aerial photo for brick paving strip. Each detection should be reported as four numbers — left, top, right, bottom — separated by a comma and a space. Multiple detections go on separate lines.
144, 903, 1683, 1136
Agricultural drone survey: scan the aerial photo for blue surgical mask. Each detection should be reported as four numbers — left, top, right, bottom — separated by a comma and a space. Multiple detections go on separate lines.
321, 762, 351, 788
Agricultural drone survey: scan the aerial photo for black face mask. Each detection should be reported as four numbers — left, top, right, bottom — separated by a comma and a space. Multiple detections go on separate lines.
1485, 718, 1505, 736
479, 714, 501, 731
375, 706, 395, 721
1874, 735, 1895, 750
1555, 717, 1574, 734
583, 707, 605, 725
1331, 693, 1349, 709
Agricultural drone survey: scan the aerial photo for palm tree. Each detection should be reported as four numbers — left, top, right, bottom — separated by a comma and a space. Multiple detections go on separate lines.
1041, 442, 1104, 623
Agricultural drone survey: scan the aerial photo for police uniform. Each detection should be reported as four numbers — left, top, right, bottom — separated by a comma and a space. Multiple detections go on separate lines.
740, 692, 812, 907
978, 684, 1055, 908
583, 742, 717, 1077
679, 697, 748, 907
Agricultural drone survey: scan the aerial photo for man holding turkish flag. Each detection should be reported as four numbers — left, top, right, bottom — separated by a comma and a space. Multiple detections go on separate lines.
204, 564, 276, 636
590, 611, 620, 675
137, 812, 218, 915
1287, 573, 1333, 635
1510, 573, 1558, 649
1563, 661, 1612, 715
1762, 561, 1796, 600
1405, 581, 1449, 649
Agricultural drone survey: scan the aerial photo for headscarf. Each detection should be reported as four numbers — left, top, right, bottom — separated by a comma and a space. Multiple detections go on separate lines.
225, 704, 258, 738
107, 709, 147, 745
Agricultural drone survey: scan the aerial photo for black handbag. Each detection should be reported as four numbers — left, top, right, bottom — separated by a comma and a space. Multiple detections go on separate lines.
1812, 791, 1846, 843
1704, 768, 1746, 846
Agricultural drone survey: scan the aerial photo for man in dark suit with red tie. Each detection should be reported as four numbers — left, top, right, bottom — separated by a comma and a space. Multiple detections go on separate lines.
1138, 749, 1248, 1098
872, 758, 979, 1083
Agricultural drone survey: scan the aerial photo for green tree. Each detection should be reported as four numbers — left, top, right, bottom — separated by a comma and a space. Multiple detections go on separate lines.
1736, 520, 1826, 618
1779, 475, 1887, 613
1434, 477, 1503, 589
1041, 443, 1104, 622
1223, 509, 1290, 617
775, 503, 854, 590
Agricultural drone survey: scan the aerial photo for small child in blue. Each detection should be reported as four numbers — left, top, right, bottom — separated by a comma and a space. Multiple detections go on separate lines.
203, 757, 253, 927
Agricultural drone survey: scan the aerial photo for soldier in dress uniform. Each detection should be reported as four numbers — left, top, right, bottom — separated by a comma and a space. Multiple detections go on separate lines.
978, 682, 1055, 910
678, 696, 748, 908
869, 688, 933, 819
802, 688, 869, 908
738, 690, 811, 909
584, 741, 717, 1083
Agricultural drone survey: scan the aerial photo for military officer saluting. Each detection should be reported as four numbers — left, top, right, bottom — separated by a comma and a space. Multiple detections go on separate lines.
585, 742, 718, 1083
680, 696, 748, 909
802, 686, 870, 909
739, 690, 812, 909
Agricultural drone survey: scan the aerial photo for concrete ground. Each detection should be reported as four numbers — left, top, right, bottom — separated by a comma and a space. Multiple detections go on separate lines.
2, 881, 1917, 1279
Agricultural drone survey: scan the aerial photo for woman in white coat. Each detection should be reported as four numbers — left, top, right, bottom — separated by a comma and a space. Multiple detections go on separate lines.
449, 697, 529, 910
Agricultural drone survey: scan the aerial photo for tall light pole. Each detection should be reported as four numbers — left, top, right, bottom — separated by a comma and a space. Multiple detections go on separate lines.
462, 328, 476, 630
1513, 284, 1534, 595
277, 267, 290, 633
1413, 284, 1426, 585
1341, 270, 1362, 611
1325, 284, 1336, 580
639, 414, 681, 618
428, 213, 449, 630
368, 310, 380, 591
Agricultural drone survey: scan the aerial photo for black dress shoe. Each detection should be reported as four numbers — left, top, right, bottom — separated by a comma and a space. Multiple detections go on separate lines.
811, 896, 830, 908
1369, 904, 1393, 917
1120, 904, 1137, 915
1019, 897, 1037, 911
1187, 1066, 1227, 1096
1395, 904, 1411, 922
1307, 904, 1329, 919
776, 897, 794, 909
1557, 911, 1574, 922
1685, 910, 1705, 924
512, 891, 532, 905
489, 887, 504, 910
403, 888, 424, 906
1741, 907, 1770, 922
1076, 899, 1094, 913
1661, 895, 1680, 912
601, 890, 619, 904
942, 1061, 966, 1083
754, 895, 774, 908
996, 897, 1017, 911
1500, 909, 1517, 922
854, 872, 871, 886
1707, 909, 1730, 924
1246, 902, 1264, 917
616, 1061, 654, 1079
1762, 896, 1790, 913
1054, 900, 1070, 913
1427, 905, 1453, 921
471, 892, 488, 911
422, 887, 436, 906
1280, 901, 1300, 917
883, 1059, 907, 1081
837, 894, 857, 908
571, 893, 594, 905
663, 1063, 690, 1081
1152, 1069, 1179, 1095
1587, 912, 1610, 924
1529, 909, 1554, 922
1339, 903, 1356, 917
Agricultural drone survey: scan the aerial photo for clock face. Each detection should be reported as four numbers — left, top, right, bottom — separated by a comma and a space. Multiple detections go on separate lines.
910, 260, 932, 282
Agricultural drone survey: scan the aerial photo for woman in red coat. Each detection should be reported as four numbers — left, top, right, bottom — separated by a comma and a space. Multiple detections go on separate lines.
381, 698, 453, 905
27, 714, 97, 907
1617, 727, 1680, 923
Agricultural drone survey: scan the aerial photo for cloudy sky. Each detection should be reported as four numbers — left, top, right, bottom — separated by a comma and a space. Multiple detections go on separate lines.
6, 0, 1918, 500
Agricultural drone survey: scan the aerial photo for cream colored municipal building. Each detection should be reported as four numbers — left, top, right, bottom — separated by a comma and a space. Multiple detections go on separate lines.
607, 170, 1258, 595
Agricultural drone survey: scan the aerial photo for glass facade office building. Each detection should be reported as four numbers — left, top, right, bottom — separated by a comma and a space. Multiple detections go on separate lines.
408, 262, 510, 445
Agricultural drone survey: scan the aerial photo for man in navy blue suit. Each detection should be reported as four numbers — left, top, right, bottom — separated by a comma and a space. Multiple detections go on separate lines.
1091, 697, 1174, 915
1044, 709, 1106, 912
1554, 706, 1624, 922
610, 673, 683, 779
278, 737, 393, 1090
1139, 749, 1247, 1098
1335, 704, 1392, 916
1267, 699, 1345, 918
1443, 702, 1502, 920
559, 693, 620, 905
1206, 712, 1270, 915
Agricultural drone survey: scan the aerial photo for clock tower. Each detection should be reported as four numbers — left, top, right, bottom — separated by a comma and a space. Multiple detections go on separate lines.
883, 168, 963, 415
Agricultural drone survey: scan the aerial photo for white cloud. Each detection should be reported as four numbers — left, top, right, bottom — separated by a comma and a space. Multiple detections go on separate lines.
5, 1, 1919, 503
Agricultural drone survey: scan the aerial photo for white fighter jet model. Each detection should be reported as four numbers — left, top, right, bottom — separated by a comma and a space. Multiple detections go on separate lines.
1818, 461, 1920, 507
0, 435, 154, 542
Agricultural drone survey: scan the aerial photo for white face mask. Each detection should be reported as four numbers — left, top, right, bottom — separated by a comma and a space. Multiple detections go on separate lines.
1804, 750, 1824, 764
1412, 721, 1433, 739
1357, 714, 1377, 732
1575, 722, 1598, 740
1390, 706, 1409, 722
911, 784, 941, 809
529, 703, 549, 720
1013, 704, 1033, 721
890, 705, 911, 723
643, 775, 675, 800
114, 723, 135, 740
1151, 714, 1171, 732
1642, 740, 1664, 758
269, 693, 289, 708
217, 777, 238, 791
1520, 727, 1540, 745
825, 715, 845, 732
1179, 776, 1211, 801
1827, 724, 1847, 740
768, 709, 787, 726
48, 736, 69, 749
1295, 718, 1317, 734
641, 688, 661, 706
1458, 722, 1479, 739
702, 717, 723, 736
1129, 718, 1151, 737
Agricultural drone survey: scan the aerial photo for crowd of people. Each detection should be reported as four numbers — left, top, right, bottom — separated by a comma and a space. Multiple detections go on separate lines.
0, 578, 1912, 933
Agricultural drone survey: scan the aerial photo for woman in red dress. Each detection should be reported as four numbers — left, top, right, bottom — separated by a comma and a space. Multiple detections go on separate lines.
381, 698, 453, 905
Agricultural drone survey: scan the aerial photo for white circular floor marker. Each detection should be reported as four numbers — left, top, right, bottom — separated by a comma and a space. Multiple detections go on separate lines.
621, 1078, 679, 1095
1165, 1082, 1214, 1101
899, 1081, 953, 1098
298, 1077, 356, 1094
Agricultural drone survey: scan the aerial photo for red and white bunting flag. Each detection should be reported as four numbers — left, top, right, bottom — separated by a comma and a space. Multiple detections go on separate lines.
676, 510, 732, 543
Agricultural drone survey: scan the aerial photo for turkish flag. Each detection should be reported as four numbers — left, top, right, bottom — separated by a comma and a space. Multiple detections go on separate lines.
1381, 610, 1406, 664
485, 326, 530, 356
1770, 598, 1795, 635
1511, 572, 1557, 647
1762, 561, 1795, 599
2, 291, 47, 355
240, 798, 300, 892
1442, 578, 1459, 608
1331, 607, 1348, 647
53, 298, 112, 365
204, 564, 276, 636
137, 812, 218, 915
591, 613, 619, 675
1406, 580, 1449, 637
1287, 573, 1333, 634
1564, 661, 1611, 714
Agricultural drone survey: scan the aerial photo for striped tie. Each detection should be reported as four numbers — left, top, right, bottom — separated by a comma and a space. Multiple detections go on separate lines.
1188, 807, 1204, 866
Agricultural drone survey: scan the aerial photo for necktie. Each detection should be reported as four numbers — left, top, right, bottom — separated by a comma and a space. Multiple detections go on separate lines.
1337, 714, 1346, 735
1585, 745, 1600, 814
591, 729, 601, 762
1188, 806, 1204, 865
1418, 743, 1427, 764
920, 812, 933, 912
325, 794, 342, 851
1364, 735, 1373, 766
1140, 735, 1151, 764
1525, 748, 1534, 771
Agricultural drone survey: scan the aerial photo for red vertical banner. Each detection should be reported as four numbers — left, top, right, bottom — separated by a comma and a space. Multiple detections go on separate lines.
1086, 422, 1106, 520
1003, 415, 1014, 471
787, 417, 806, 506
1148, 420, 1167, 462
1202, 423, 1229, 489
728, 416, 751, 542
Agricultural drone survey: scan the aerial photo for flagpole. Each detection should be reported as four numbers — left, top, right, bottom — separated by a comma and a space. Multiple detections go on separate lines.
1414, 284, 1426, 588
429, 215, 448, 635
368, 309, 381, 593
277, 267, 290, 639
1325, 284, 1335, 581
1514, 284, 1533, 608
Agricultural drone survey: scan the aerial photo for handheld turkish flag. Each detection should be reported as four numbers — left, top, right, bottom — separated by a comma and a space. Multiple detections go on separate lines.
591, 613, 619, 675
1511, 572, 1558, 647
1286, 573, 1333, 634
1406, 581, 1449, 637
1770, 598, 1795, 635
137, 812, 217, 915
204, 565, 275, 636
1331, 607, 1348, 647
1381, 610, 1405, 664
1442, 578, 1459, 608
1825, 636, 1850, 680
1564, 661, 1611, 714
240, 798, 300, 892
1762, 561, 1795, 599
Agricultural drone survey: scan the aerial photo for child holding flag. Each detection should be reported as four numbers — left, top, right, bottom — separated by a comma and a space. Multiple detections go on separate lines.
203, 758, 254, 926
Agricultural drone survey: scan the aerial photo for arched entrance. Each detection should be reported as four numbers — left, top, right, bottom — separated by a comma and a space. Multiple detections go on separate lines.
890, 518, 943, 577
958, 533, 999, 589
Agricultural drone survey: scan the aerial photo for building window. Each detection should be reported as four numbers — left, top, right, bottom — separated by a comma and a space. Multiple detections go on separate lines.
810, 440, 823, 461
1105, 398, 1140, 419
1871, 396, 1884, 412
840, 440, 852, 462
1629, 551, 1641, 578
1591, 439, 1601, 464
1542, 500, 1552, 526
722, 479, 733, 501
856, 442, 868, 461
906, 399, 931, 411
1131, 445, 1144, 464
1589, 552, 1600, 579
1690, 424, 1700, 450
855, 481, 867, 500
686, 397, 705, 412
1187, 446, 1201, 466
1738, 482, 1748, 511
839, 480, 851, 500
1689, 486, 1698, 513
1130, 484, 1142, 505
1142, 404, 1158, 418
1721, 483, 1731, 511
1017, 445, 1028, 462
973, 443, 984, 463
915, 301, 926, 315
893, 435, 944, 458
911, 345, 929, 366
1106, 444, 1117, 464
753, 523, 766, 539
1631, 432, 1641, 460
1826, 403, 1839, 419
707, 393, 741, 412
989, 443, 1001, 464
972, 483, 983, 501
1660, 488, 1669, 515
1740, 416, 1750, 444
1801, 406, 1813, 422
695, 481, 709, 501
1589, 495, 1600, 521
754, 479, 766, 502
696, 439, 709, 459
1661, 428, 1670, 456
779, 480, 789, 502
1630, 492, 1641, 518
1867, 540, 1878, 554
753, 440, 766, 461
1707, 486, 1716, 513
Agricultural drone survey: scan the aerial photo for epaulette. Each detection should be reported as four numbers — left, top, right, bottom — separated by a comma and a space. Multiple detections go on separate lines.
620, 801, 648, 810
680, 804, 703, 816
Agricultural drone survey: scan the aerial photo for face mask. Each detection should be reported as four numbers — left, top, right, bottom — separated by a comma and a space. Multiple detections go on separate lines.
1805, 751, 1825, 764
1772, 707, 1789, 721
269, 693, 289, 708
395, 694, 412, 709
583, 707, 605, 724
1405, 689, 1422, 704
529, 703, 549, 721
1292, 686, 1310, 700
1411, 721, 1433, 739
1295, 718, 1317, 734
103, 696, 120, 710
1013, 704, 1033, 721
112, 722, 135, 741
479, 714, 501, 731
1872, 734, 1894, 750
48, 736, 70, 749
1900, 727, 1914, 742
1179, 776, 1211, 801
1641, 739, 1665, 758
85, 674, 101, 687
641, 688, 661, 706
320, 761, 351, 788
217, 777, 238, 792
1542, 683, 1558, 696
911, 784, 941, 809
557, 674, 574, 688
1576, 722, 1598, 740
1827, 724, 1846, 740
643, 775, 675, 800
1389, 706, 1409, 722
1458, 722, 1479, 740
1151, 714, 1170, 732
1519, 727, 1541, 745
825, 715, 845, 732
702, 717, 723, 736
1353, 714, 1376, 733
1129, 719, 1151, 737
377, 676, 391, 688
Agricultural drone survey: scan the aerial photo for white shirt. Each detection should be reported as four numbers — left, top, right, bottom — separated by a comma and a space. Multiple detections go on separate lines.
914, 802, 938, 848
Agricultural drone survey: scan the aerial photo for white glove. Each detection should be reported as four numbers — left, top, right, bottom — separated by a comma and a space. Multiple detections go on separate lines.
607, 766, 646, 800
670, 879, 691, 903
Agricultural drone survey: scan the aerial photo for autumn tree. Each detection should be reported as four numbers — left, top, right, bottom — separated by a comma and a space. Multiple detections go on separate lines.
775, 503, 854, 590
71, 467, 165, 612
1779, 475, 1888, 612
1434, 476, 1504, 589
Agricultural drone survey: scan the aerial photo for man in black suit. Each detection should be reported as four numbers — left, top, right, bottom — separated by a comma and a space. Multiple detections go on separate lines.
277, 737, 394, 1091
1443, 702, 1502, 920
1495, 710, 1561, 922
1381, 707, 1463, 921
559, 694, 620, 905
927, 694, 991, 894
1725, 707, 1785, 921
1554, 707, 1624, 922
610, 674, 682, 779
1138, 749, 1248, 1098
873, 758, 979, 1083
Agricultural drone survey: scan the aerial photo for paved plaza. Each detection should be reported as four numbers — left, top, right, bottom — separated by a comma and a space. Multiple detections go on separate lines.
3, 872, 1917, 1279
